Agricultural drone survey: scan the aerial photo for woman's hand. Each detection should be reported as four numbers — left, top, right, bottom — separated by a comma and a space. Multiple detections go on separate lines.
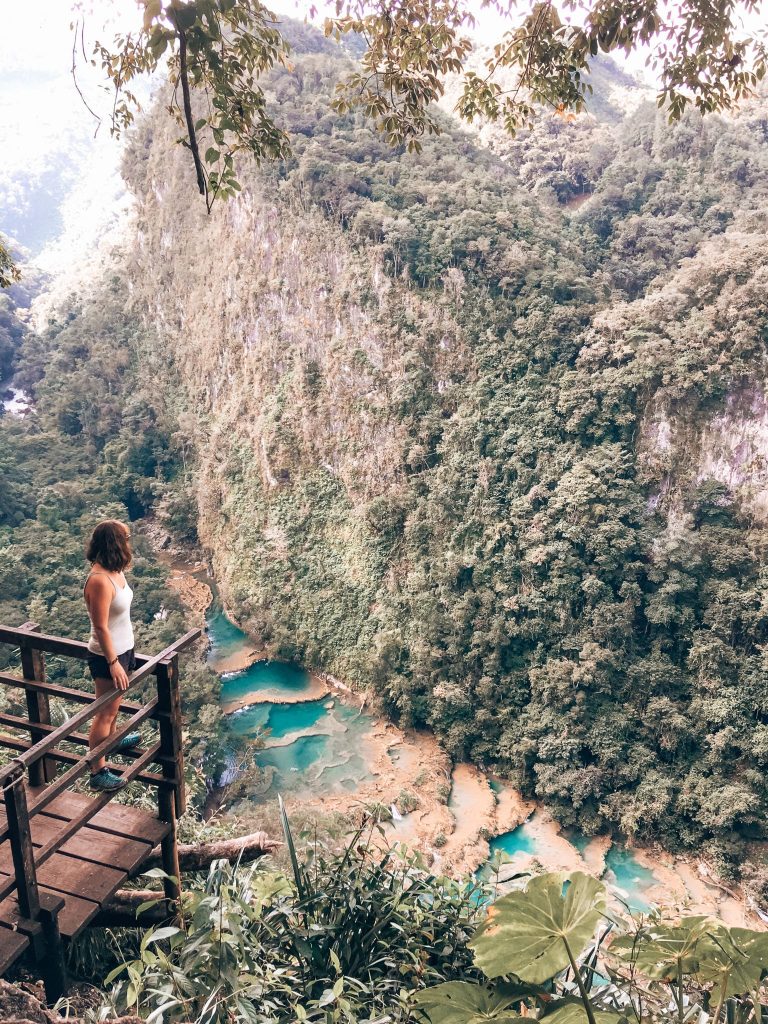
110, 661, 130, 691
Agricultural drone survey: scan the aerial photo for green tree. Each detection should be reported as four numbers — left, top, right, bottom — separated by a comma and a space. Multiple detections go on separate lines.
84, 0, 767, 212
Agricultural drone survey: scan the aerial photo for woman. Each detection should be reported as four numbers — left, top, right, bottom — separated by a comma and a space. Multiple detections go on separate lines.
83, 520, 141, 791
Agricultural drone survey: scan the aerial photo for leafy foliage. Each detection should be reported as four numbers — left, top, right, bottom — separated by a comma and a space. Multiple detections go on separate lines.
96, 859, 768, 1024
100, 821, 486, 1023
0, 236, 20, 290
87, 0, 767, 209
88, 1, 292, 210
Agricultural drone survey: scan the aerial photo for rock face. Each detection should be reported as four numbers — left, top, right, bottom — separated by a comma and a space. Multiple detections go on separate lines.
124, 108, 467, 683
641, 385, 768, 521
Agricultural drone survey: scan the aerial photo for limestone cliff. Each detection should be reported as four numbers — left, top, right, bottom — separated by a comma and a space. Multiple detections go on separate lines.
119, 45, 768, 849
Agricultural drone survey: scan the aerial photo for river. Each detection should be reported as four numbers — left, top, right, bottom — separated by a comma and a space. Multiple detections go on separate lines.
199, 595, 766, 926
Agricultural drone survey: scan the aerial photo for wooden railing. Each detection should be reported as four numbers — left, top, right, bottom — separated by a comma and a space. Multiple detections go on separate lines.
0, 622, 202, 997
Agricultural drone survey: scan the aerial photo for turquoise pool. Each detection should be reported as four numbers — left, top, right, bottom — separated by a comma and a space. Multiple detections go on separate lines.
207, 606, 249, 663
229, 700, 328, 741
604, 845, 657, 912
221, 659, 312, 705
210, 608, 377, 800
478, 820, 540, 881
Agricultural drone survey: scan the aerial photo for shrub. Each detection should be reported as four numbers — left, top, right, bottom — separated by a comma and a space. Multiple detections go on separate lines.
100, 811, 486, 1023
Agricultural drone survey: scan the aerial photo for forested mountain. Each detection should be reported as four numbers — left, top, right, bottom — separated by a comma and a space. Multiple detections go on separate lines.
3, 24, 768, 868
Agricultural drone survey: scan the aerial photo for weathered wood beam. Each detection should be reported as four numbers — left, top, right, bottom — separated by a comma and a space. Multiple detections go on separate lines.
0, 673, 145, 714
5, 830, 280, 972
89, 888, 170, 928
138, 830, 279, 874
91, 831, 279, 926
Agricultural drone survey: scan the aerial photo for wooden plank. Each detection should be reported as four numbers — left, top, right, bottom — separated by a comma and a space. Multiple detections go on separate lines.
37, 852, 124, 905
37, 789, 171, 846
0, 814, 151, 875
3, 771, 40, 920
155, 657, 183, 915
0, 814, 67, 873
0, 625, 200, 665
0, 885, 97, 940
0, 627, 159, 667
0, 673, 144, 715
60, 829, 152, 873
0, 923, 29, 973
37, 891, 67, 1002
44, 890, 97, 938
157, 658, 186, 815
18, 623, 54, 785
0, 627, 93, 659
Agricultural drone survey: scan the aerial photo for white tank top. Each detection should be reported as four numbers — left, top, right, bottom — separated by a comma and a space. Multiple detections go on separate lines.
86, 573, 135, 656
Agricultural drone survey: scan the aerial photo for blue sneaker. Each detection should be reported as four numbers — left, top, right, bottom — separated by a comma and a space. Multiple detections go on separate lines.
115, 731, 142, 752
89, 768, 125, 792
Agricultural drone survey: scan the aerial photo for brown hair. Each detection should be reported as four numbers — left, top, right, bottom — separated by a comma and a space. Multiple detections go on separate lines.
86, 520, 132, 572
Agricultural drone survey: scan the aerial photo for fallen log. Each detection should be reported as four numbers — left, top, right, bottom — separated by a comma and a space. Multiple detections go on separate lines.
131, 829, 280, 877
90, 889, 170, 928
91, 831, 280, 927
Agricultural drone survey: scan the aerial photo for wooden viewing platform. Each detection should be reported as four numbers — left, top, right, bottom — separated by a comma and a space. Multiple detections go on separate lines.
0, 621, 201, 1000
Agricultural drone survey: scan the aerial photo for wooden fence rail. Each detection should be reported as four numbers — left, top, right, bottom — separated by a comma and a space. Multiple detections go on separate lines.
0, 622, 201, 1001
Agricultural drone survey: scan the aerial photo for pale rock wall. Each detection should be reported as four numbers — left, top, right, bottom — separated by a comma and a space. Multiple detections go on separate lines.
123, 110, 466, 636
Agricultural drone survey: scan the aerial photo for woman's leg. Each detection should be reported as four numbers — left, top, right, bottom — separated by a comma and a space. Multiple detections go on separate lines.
89, 677, 123, 773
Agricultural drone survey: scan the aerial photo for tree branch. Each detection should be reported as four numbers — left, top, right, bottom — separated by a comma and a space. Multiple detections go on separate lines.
176, 25, 209, 206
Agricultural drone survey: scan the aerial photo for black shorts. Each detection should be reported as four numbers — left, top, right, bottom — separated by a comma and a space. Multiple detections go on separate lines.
87, 648, 137, 682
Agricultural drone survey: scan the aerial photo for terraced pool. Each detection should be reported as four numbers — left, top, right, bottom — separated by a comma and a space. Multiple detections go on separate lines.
209, 608, 377, 799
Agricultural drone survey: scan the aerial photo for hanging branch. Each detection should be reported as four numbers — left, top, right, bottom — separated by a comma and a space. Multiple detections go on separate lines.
176, 24, 210, 210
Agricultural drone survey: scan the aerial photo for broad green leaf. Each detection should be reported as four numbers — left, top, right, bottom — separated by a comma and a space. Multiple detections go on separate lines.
471, 872, 608, 983
609, 917, 715, 980
251, 870, 292, 909
544, 1000, 627, 1024
142, 866, 175, 881
173, 5, 197, 31
136, 899, 162, 916
414, 981, 529, 1024
695, 926, 768, 999
142, 0, 162, 30
142, 925, 181, 946
317, 987, 337, 1008
103, 961, 129, 986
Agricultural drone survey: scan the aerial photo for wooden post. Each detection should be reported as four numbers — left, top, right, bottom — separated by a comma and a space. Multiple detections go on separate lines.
3, 766, 40, 921
156, 656, 184, 918
18, 622, 53, 785
38, 891, 67, 1002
